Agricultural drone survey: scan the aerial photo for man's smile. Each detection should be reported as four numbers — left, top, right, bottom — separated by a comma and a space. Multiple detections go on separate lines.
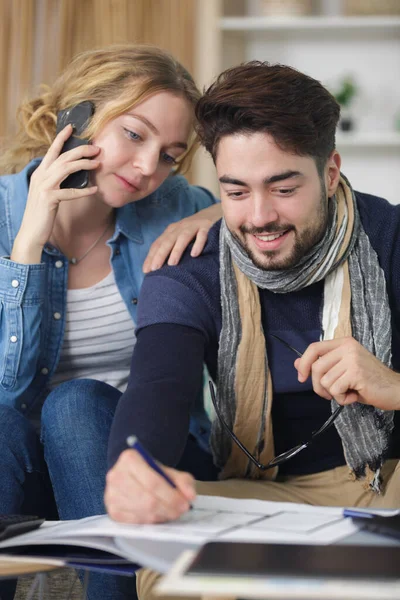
250, 229, 292, 251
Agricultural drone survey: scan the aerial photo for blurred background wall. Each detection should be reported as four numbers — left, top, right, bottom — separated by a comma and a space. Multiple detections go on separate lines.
0, 0, 399, 202
0, 0, 196, 136
195, 0, 400, 203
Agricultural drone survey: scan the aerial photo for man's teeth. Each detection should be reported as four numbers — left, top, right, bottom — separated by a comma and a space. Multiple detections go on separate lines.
255, 231, 286, 242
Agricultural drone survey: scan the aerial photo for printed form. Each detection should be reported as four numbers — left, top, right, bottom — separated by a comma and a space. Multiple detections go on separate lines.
1, 495, 355, 545
0, 495, 359, 571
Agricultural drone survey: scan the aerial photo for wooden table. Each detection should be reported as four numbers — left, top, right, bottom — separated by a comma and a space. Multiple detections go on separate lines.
0, 557, 60, 578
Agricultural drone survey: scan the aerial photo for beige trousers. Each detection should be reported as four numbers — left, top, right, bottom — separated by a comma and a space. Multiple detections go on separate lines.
137, 459, 400, 600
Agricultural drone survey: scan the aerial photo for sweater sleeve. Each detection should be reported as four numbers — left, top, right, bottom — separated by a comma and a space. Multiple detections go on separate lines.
107, 322, 207, 469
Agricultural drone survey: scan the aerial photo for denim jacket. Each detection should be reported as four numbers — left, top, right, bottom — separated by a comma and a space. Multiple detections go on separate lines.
0, 159, 216, 442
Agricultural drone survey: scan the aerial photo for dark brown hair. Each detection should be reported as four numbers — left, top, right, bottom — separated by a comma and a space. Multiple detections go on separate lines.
195, 61, 340, 173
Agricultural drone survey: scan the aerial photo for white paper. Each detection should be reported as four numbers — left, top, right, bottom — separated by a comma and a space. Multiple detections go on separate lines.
0, 495, 362, 570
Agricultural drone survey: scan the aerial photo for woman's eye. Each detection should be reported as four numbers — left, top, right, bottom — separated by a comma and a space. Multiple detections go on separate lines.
123, 128, 141, 141
161, 152, 177, 165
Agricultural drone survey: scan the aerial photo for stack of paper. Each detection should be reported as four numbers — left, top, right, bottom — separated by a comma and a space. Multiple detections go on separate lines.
0, 496, 361, 573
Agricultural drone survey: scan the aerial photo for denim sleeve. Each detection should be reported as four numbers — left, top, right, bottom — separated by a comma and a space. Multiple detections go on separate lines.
189, 184, 219, 211
0, 257, 46, 393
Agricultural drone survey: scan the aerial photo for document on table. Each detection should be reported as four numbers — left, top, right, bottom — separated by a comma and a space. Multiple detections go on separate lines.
0, 495, 359, 572
115, 495, 357, 544
37, 495, 355, 544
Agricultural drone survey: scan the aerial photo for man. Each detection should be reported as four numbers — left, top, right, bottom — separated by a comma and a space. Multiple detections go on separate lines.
105, 61, 400, 593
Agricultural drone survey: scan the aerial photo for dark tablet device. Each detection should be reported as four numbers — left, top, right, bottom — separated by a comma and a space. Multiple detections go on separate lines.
186, 542, 400, 581
0, 515, 45, 542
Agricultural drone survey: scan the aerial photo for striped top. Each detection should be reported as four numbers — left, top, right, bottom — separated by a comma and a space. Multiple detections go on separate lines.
49, 270, 136, 392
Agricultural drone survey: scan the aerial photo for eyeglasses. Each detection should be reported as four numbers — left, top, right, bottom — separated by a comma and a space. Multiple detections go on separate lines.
209, 334, 344, 471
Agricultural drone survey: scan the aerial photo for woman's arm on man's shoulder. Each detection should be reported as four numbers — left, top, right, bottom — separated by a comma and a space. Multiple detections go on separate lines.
142, 202, 221, 273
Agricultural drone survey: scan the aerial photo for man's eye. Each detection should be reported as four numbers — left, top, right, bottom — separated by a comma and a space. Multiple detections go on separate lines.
123, 128, 141, 141
227, 191, 244, 199
278, 187, 296, 195
161, 152, 177, 165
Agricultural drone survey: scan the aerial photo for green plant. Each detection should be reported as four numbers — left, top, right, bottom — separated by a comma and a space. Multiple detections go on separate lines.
333, 76, 357, 107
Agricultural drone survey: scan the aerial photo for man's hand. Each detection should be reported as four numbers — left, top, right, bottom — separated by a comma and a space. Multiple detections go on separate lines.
105, 449, 196, 524
142, 203, 222, 273
295, 337, 400, 411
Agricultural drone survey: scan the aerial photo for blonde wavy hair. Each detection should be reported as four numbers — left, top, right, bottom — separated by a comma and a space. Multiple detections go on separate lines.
0, 44, 201, 175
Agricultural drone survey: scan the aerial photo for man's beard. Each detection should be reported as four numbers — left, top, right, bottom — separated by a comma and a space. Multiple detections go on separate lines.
232, 186, 329, 272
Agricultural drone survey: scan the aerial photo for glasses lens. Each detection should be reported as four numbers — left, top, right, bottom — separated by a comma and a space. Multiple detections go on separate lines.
208, 372, 345, 474
268, 443, 307, 467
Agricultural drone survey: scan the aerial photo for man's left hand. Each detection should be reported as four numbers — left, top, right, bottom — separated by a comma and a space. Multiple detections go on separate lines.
295, 337, 400, 411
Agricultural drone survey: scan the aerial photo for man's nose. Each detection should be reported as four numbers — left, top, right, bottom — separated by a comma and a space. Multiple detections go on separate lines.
250, 195, 279, 228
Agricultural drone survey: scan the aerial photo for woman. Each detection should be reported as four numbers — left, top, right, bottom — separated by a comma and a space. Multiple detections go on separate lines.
0, 44, 220, 599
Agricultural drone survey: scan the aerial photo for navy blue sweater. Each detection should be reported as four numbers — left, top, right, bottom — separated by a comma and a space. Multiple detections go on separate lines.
108, 191, 400, 474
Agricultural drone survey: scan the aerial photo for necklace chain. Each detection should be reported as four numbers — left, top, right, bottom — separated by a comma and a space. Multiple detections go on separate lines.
51, 222, 112, 266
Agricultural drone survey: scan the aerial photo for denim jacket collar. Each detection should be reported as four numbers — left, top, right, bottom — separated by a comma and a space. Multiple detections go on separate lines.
113, 202, 142, 244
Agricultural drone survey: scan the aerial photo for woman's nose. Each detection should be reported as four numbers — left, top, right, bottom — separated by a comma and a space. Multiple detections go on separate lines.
133, 148, 158, 177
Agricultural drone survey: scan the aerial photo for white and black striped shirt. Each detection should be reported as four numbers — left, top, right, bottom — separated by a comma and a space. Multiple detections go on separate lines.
50, 270, 136, 392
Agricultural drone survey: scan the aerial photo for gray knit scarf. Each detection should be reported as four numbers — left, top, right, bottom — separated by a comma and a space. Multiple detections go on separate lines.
212, 175, 394, 492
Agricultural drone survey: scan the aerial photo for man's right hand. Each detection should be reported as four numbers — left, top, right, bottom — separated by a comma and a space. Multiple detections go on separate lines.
104, 448, 196, 524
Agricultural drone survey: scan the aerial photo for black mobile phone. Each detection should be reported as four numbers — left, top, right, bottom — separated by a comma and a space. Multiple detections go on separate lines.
55, 100, 95, 189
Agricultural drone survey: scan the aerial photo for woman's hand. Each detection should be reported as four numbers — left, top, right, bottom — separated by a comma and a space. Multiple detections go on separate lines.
143, 202, 221, 273
295, 337, 400, 411
105, 449, 196, 524
11, 124, 100, 264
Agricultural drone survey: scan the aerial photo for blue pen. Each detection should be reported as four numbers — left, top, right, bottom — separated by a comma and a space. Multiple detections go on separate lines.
343, 508, 374, 519
126, 435, 177, 488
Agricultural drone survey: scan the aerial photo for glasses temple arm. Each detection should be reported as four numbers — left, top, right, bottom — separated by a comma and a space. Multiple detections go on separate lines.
270, 334, 303, 358
208, 381, 265, 470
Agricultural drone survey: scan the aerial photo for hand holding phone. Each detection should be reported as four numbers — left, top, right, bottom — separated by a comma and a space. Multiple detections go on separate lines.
11, 104, 99, 265
56, 101, 95, 189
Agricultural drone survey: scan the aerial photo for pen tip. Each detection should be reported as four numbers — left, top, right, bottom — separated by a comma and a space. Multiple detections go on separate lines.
126, 435, 137, 447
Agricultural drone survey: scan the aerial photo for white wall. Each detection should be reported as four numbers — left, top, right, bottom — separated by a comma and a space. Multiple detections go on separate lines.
244, 26, 400, 203
193, 0, 400, 204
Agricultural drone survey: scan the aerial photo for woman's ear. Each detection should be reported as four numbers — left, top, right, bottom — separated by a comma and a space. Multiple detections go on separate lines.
325, 150, 341, 197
